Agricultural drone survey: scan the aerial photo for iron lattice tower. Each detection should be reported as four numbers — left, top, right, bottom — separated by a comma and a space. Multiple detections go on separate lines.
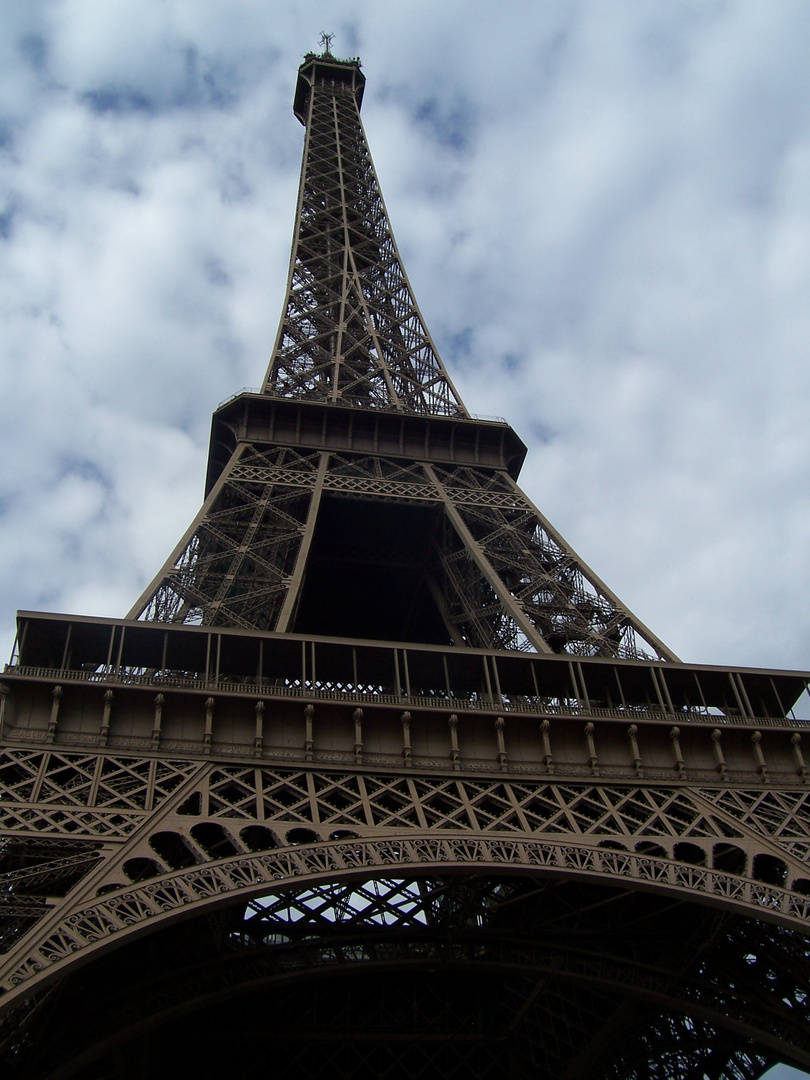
1, 50, 810, 1080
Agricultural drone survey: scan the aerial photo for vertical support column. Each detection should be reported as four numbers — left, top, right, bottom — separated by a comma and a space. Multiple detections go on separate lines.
711, 729, 727, 780
490, 658, 504, 706
304, 704, 314, 762
584, 722, 599, 776
735, 674, 756, 719
99, 689, 113, 747
254, 701, 265, 754
401, 711, 412, 767
481, 656, 494, 704
726, 673, 746, 717
402, 650, 412, 699
649, 668, 668, 713
540, 719, 554, 774
0, 682, 8, 739
790, 733, 808, 782
114, 626, 126, 678
151, 694, 164, 750
204, 697, 215, 754
60, 624, 73, 671
495, 717, 507, 771
576, 663, 592, 712
655, 668, 676, 714
613, 669, 628, 711
627, 724, 643, 777
394, 650, 403, 699
751, 731, 768, 780
670, 726, 686, 777
275, 454, 329, 633
353, 708, 363, 764
47, 686, 62, 742
448, 714, 460, 770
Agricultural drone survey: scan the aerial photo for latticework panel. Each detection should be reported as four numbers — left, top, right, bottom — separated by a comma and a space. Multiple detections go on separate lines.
432, 463, 672, 660
1, 873, 805, 1079
134, 446, 321, 627
264, 69, 466, 416
131, 443, 673, 657
6, 746, 810, 1000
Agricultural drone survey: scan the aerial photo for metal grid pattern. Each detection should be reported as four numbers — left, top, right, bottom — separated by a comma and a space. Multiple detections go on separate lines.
264, 68, 467, 416
4, 50, 809, 1080
131, 448, 673, 660
133, 445, 321, 628
125, 53, 674, 663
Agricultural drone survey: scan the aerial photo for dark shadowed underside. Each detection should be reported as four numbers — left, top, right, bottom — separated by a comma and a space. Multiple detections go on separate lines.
1, 47, 809, 1080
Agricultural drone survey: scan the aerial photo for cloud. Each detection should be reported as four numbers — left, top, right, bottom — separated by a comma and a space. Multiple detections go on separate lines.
0, 0, 809, 695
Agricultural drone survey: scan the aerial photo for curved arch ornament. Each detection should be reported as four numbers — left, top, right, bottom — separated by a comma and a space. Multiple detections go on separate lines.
4, 832, 810, 997
3, 854, 810, 1079
5, 40, 810, 1080
4, 760, 810, 1077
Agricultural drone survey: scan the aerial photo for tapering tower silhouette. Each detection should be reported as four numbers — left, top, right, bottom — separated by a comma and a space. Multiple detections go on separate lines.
2, 48, 810, 1080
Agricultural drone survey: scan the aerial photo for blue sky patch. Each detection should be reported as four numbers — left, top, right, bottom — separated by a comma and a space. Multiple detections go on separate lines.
19, 33, 47, 72
59, 458, 112, 492
413, 95, 476, 152
82, 87, 154, 116
0, 206, 15, 240
205, 258, 231, 287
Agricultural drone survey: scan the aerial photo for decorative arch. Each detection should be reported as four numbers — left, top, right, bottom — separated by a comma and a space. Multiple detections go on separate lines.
3, 860, 810, 1079
4, 832, 810, 1006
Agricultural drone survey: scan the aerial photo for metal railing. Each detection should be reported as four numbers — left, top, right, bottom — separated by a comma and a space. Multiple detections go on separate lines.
6, 664, 808, 729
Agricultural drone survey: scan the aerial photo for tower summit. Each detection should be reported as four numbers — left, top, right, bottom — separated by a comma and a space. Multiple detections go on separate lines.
126, 44, 673, 660
281, 49, 464, 416
2, 48, 810, 1080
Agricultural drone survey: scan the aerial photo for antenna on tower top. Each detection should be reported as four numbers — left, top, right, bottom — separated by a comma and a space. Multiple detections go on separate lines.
319, 31, 334, 56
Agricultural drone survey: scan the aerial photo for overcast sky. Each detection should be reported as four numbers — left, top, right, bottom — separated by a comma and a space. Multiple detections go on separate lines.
1, 3, 809, 1074
3, 0, 810, 670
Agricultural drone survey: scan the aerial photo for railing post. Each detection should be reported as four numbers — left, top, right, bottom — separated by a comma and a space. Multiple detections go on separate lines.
495, 717, 507, 771
401, 711, 412, 767
448, 714, 460, 769
151, 693, 164, 749
47, 685, 62, 742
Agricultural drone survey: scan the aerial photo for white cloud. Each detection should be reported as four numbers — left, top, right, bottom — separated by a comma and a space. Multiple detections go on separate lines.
0, 5, 809, 1073
1, 0, 809, 687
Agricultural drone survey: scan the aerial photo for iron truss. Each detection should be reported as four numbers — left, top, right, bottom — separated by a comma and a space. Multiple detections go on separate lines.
125, 50, 673, 662
130, 445, 673, 660
1, 745, 810, 1075
4, 49, 810, 1080
0, 864, 805, 1078
264, 55, 466, 416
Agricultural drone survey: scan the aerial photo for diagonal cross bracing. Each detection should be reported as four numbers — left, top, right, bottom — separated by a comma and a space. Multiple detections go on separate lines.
264, 66, 467, 417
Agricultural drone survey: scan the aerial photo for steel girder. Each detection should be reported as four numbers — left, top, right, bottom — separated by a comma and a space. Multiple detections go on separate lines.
265, 60, 466, 416
6, 49, 810, 1080
0, 863, 805, 1078
129, 447, 673, 661
2, 745, 810, 1075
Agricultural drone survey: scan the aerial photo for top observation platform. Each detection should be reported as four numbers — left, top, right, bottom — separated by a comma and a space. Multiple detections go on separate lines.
294, 53, 366, 124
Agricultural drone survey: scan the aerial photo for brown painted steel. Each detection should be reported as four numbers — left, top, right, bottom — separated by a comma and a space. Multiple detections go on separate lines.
1, 47, 809, 1080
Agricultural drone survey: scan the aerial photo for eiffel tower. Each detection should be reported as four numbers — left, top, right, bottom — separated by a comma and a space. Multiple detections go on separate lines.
1, 45, 810, 1080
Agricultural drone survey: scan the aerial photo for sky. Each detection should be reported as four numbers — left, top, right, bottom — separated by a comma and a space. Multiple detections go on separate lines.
1, 3, 810, 1074
4, 0, 810, 680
